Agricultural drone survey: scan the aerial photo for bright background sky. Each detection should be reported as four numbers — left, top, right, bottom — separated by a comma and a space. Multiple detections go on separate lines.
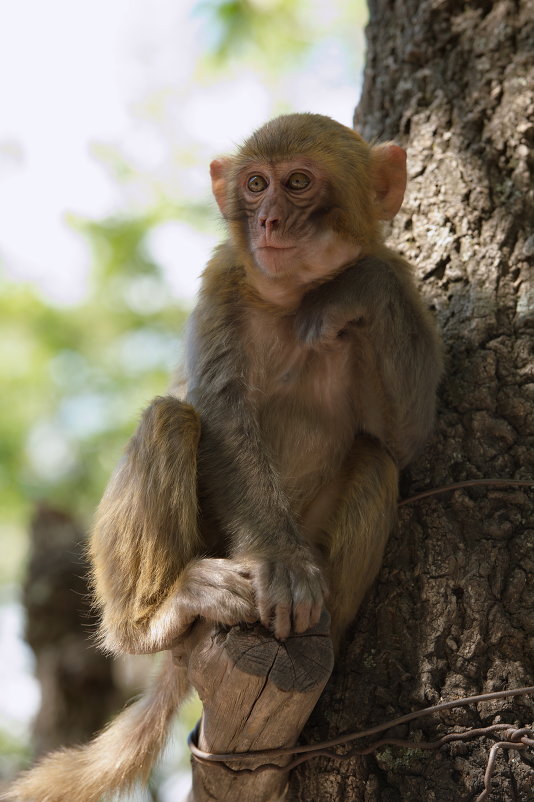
0, 0, 364, 306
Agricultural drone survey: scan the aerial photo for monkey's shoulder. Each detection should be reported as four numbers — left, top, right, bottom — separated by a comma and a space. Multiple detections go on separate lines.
200, 242, 245, 295
192, 245, 247, 337
335, 249, 417, 295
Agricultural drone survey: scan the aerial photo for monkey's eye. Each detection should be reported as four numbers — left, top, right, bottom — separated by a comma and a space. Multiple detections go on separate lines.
247, 175, 268, 193
286, 172, 311, 191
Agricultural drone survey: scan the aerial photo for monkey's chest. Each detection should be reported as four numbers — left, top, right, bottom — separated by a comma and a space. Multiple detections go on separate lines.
250, 339, 356, 500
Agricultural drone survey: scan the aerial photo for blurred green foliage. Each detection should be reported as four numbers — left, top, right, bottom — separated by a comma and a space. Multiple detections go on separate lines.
0, 0, 368, 581
195, 0, 367, 75
195, 0, 311, 63
0, 729, 30, 779
0, 219, 189, 561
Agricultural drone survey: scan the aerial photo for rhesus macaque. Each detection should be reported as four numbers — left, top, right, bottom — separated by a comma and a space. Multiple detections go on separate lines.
7, 113, 442, 802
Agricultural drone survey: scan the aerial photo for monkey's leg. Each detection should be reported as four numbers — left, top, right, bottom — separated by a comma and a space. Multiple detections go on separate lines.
317, 436, 398, 649
92, 396, 256, 655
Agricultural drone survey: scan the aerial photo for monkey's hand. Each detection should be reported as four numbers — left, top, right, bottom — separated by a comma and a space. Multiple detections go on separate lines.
245, 548, 326, 640
295, 257, 393, 347
295, 304, 364, 347
294, 279, 366, 347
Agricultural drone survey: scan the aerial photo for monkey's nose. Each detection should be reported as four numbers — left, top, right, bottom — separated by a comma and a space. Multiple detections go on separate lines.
260, 216, 280, 235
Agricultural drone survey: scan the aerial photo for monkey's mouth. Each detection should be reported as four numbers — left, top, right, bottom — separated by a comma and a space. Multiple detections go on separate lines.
253, 244, 298, 277
256, 244, 297, 252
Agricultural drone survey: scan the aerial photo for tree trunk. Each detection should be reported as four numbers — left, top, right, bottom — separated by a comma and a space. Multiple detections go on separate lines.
23, 505, 121, 755
290, 1, 534, 800
187, 614, 333, 801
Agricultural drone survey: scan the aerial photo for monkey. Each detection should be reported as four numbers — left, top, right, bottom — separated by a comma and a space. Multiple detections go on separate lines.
6, 113, 442, 802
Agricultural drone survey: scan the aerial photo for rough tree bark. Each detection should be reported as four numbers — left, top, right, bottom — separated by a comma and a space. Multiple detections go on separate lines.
290, 1, 534, 800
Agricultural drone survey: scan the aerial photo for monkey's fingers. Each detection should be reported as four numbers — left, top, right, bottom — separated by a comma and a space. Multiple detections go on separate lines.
292, 579, 325, 634
288, 554, 326, 635
262, 577, 291, 638
249, 560, 291, 638
311, 600, 324, 627
293, 600, 319, 634
242, 555, 325, 639
266, 559, 325, 639
273, 602, 292, 641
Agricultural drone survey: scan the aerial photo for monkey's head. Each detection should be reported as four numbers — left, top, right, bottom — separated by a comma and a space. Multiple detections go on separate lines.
210, 114, 406, 288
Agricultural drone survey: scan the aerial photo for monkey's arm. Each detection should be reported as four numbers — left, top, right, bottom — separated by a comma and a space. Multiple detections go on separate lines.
186, 264, 325, 639
295, 253, 443, 466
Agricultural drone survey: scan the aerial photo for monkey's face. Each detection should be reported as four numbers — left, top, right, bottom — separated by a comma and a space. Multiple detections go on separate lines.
210, 115, 407, 300
237, 159, 361, 284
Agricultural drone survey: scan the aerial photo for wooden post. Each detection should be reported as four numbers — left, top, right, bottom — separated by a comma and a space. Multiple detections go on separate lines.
186, 611, 334, 802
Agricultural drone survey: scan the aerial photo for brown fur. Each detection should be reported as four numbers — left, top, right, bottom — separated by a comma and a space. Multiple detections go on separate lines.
5, 113, 441, 801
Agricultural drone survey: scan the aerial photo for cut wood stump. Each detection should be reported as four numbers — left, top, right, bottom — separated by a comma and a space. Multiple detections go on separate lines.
186, 610, 334, 802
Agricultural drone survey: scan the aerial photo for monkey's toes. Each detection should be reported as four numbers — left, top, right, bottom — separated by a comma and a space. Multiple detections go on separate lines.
217, 594, 257, 626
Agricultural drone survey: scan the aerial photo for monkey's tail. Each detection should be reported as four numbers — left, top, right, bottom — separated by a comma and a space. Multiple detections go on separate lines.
4, 653, 190, 802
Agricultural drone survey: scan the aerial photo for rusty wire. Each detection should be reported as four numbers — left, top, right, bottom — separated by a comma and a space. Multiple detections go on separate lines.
398, 477, 534, 507
188, 686, 534, 801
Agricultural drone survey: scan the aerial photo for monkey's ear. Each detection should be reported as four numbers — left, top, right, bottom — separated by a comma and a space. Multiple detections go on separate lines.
210, 157, 233, 216
370, 144, 407, 220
